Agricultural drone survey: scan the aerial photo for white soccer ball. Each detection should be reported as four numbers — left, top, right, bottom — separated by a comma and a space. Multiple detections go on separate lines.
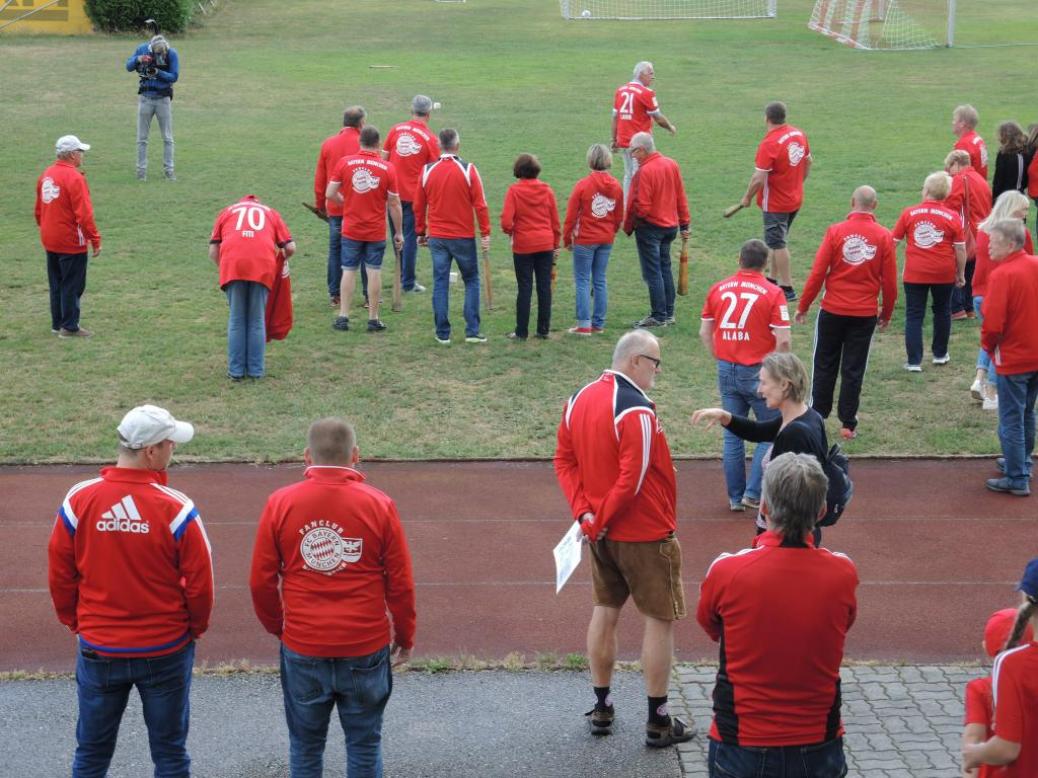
580, 8, 591, 17
433, 101, 442, 110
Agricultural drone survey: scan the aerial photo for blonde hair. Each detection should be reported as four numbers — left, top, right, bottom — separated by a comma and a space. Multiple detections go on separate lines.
307, 418, 356, 465
944, 149, 971, 170
586, 144, 612, 171
980, 190, 1030, 234
762, 352, 809, 404
923, 171, 952, 201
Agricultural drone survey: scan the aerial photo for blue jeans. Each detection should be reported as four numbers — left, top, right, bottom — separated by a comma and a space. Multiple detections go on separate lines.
328, 217, 367, 299
709, 737, 847, 778
973, 296, 992, 373
996, 370, 1038, 487
46, 250, 89, 331
225, 280, 269, 378
73, 642, 195, 778
280, 644, 392, 778
341, 238, 386, 270
902, 281, 954, 366
951, 259, 975, 314
572, 243, 611, 329
634, 223, 677, 321
428, 237, 481, 339
388, 201, 419, 290
718, 360, 778, 504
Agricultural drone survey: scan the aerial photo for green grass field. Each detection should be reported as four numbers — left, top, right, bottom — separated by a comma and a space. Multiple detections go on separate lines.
1, 0, 1036, 463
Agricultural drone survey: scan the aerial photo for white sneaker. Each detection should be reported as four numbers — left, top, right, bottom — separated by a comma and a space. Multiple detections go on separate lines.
903, 363, 922, 373
983, 396, 999, 411
932, 354, 951, 365
970, 378, 984, 401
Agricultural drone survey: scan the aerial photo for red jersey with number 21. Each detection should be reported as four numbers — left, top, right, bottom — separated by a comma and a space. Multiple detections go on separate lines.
701, 271, 790, 365
331, 150, 399, 242
613, 82, 659, 148
755, 125, 810, 213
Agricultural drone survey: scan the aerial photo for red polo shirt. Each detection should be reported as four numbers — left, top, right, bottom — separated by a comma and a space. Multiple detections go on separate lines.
892, 200, 965, 284
500, 179, 561, 254
623, 151, 690, 233
701, 271, 790, 365
383, 120, 440, 203
210, 195, 293, 290
613, 81, 659, 148
981, 250, 1038, 374
331, 150, 399, 242
314, 127, 361, 217
754, 124, 811, 214
563, 171, 623, 247
799, 212, 898, 321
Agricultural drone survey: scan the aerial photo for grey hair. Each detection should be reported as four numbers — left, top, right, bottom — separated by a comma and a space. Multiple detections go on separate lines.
762, 452, 829, 542
612, 330, 658, 369
762, 352, 809, 404
953, 104, 979, 129
587, 143, 613, 171
629, 131, 655, 153
989, 219, 1027, 251
412, 94, 433, 116
980, 190, 1030, 233
923, 171, 952, 201
149, 35, 169, 53
56, 150, 80, 161
439, 127, 459, 151
851, 186, 877, 210
307, 417, 356, 465
343, 105, 366, 129
633, 61, 653, 79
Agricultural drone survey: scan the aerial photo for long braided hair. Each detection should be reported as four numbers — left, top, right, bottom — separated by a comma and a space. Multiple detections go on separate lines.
1005, 593, 1038, 652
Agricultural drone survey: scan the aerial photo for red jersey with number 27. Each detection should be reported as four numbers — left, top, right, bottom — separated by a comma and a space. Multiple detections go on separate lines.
755, 124, 810, 213
701, 271, 790, 365
331, 150, 399, 242
613, 82, 659, 148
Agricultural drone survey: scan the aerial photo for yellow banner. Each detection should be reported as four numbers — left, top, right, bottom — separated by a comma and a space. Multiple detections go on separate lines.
0, 0, 94, 35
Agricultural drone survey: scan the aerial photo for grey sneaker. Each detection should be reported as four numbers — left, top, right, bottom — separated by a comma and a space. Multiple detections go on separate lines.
986, 477, 1030, 497
409, 283, 426, 293
664, 316, 676, 326
136, 170, 146, 181
435, 335, 451, 345
58, 327, 92, 338
729, 501, 746, 512
932, 354, 951, 365
165, 170, 176, 181
333, 316, 349, 331
465, 333, 488, 343
633, 316, 664, 328
741, 495, 760, 510
903, 363, 922, 373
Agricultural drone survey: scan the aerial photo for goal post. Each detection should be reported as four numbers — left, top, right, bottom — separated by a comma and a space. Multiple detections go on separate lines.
808, 0, 957, 50
560, 0, 777, 21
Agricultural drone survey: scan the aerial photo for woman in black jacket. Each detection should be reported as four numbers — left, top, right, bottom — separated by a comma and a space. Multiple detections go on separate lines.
992, 121, 1029, 201
693, 352, 829, 539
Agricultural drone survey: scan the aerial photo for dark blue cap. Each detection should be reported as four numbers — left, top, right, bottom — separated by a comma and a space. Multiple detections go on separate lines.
1020, 558, 1038, 599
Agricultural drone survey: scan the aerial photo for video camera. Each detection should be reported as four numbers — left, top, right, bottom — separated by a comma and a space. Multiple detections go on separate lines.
136, 50, 168, 80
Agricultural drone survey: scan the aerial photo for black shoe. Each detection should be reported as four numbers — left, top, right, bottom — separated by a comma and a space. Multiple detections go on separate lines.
367, 319, 387, 332
781, 285, 798, 302
585, 705, 615, 736
227, 373, 243, 382
506, 332, 527, 341
633, 316, 664, 328
333, 316, 349, 331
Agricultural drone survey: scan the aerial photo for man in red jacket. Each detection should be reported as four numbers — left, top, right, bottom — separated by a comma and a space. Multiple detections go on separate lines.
554, 330, 694, 749
623, 132, 690, 328
48, 404, 213, 777
698, 452, 857, 775
35, 135, 102, 338
796, 186, 897, 440
250, 417, 416, 776
981, 220, 1038, 496
314, 106, 366, 307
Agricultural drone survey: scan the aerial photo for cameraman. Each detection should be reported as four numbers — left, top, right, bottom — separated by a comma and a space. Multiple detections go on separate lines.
125, 34, 179, 181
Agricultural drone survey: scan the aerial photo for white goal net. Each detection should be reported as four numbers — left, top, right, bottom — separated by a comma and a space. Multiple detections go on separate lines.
808, 0, 942, 49
560, 0, 777, 20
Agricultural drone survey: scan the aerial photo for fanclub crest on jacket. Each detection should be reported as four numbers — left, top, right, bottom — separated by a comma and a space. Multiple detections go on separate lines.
351, 168, 381, 194
395, 133, 422, 157
591, 193, 617, 219
41, 177, 61, 204
913, 221, 944, 248
299, 520, 363, 574
841, 235, 877, 265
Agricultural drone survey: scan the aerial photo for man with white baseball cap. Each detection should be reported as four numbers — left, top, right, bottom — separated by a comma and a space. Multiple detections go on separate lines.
48, 403, 213, 776
35, 135, 102, 338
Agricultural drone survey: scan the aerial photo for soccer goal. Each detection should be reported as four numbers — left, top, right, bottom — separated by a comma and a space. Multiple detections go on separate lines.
808, 0, 950, 50
560, 0, 777, 21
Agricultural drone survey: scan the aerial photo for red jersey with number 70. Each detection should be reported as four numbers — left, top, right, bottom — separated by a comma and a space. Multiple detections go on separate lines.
701, 271, 790, 365
613, 82, 659, 148
754, 125, 810, 214
210, 195, 293, 290
331, 150, 399, 242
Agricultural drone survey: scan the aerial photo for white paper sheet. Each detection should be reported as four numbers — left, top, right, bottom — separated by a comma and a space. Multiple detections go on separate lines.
553, 521, 584, 594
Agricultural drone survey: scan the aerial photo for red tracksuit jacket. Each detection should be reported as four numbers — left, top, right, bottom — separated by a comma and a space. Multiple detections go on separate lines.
414, 154, 491, 239
35, 160, 101, 255
623, 151, 690, 233
48, 467, 214, 657
981, 250, 1038, 374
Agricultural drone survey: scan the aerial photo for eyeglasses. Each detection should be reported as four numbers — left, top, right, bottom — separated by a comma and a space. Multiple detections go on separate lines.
639, 354, 661, 369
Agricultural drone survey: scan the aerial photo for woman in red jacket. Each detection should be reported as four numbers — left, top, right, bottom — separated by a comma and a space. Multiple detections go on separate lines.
562, 144, 623, 335
501, 154, 561, 340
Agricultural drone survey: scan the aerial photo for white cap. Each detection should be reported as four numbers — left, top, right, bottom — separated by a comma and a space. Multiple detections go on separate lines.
117, 405, 194, 449
56, 135, 90, 154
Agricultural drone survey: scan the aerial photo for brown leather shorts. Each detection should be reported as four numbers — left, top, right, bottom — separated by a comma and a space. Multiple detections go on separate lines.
589, 534, 686, 621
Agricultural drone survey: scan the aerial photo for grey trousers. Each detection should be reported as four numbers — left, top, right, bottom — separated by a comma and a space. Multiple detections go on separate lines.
137, 95, 174, 174
621, 147, 639, 205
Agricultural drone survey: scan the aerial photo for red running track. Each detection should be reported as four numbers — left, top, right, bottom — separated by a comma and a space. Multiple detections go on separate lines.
1, 460, 1033, 672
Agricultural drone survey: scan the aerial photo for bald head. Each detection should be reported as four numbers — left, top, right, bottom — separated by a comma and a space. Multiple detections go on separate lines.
851, 186, 877, 211
306, 418, 357, 466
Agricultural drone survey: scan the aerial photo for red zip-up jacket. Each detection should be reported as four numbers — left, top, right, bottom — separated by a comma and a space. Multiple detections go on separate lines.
955, 131, 989, 180
946, 167, 992, 236
563, 171, 623, 247
798, 212, 898, 321
249, 466, 416, 658
414, 154, 491, 239
623, 151, 690, 234
48, 467, 214, 657
973, 228, 1033, 298
35, 160, 101, 255
698, 531, 858, 747
500, 179, 561, 254
554, 371, 677, 543
314, 127, 361, 216
981, 250, 1038, 374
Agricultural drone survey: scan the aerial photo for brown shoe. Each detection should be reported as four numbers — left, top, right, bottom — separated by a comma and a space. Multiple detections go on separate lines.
58, 327, 92, 338
645, 716, 696, 748
585, 705, 614, 736
330, 296, 341, 308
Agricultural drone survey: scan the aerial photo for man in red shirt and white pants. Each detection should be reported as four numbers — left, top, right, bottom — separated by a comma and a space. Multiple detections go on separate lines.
623, 132, 690, 329
701, 239, 791, 512
48, 404, 213, 777
796, 186, 898, 440
209, 194, 295, 380
313, 106, 365, 307
611, 61, 677, 201
698, 452, 858, 776
739, 101, 812, 303
981, 220, 1038, 496
35, 135, 102, 338
555, 330, 695, 749
250, 417, 416, 777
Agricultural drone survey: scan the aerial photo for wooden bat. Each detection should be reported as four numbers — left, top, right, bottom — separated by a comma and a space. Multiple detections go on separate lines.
302, 201, 328, 223
551, 261, 558, 295
723, 202, 745, 219
677, 237, 689, 296
482, 248, 494, 310
391, 242, 403, 313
